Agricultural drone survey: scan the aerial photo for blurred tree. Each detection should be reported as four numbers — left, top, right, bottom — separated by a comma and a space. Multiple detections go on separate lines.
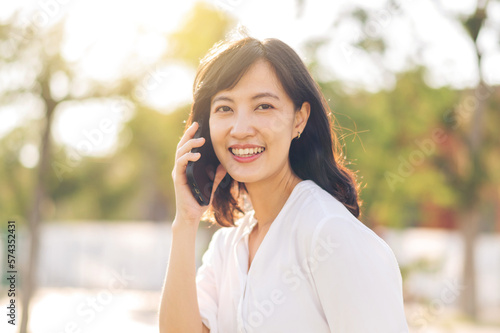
168, 1, 235, 66
317, 0, 500, 320
0, 13, 139, 333
48, 1, 234, 223
317, 68, 459, 229
1, 6, 235, 329
439, 0, 498, 319
114, 105, 191, 221
0, 1, 235, 225
0, 16, 69, 332
118, 2, 235, 221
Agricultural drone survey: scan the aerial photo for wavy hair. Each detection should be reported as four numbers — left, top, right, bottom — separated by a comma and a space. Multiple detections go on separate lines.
185, 36, 361, 227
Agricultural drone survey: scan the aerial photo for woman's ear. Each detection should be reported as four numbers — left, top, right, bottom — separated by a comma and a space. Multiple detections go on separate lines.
295, 101, 311, 134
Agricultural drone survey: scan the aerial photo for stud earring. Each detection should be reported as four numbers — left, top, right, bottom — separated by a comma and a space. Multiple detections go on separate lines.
297, 131, 301, 139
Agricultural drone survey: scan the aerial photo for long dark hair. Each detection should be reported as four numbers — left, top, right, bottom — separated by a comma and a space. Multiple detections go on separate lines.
185, 36, 361, 227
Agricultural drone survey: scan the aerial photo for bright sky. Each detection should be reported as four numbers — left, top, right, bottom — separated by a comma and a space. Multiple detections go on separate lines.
1, 0, 499, 166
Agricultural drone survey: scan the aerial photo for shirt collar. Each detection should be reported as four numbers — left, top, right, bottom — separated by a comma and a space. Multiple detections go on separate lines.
234, 210, 258, 245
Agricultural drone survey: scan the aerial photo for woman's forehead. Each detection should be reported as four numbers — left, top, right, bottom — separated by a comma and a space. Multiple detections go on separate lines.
211, 60, 288, 104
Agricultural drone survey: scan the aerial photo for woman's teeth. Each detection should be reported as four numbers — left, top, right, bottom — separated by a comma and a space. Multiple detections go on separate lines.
231, 147, 265, 157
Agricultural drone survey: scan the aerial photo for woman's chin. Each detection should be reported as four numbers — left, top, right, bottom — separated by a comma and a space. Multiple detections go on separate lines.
228, 173, 260, 184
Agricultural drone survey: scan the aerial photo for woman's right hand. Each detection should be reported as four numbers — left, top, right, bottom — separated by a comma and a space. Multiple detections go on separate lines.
171, 121, 227, 229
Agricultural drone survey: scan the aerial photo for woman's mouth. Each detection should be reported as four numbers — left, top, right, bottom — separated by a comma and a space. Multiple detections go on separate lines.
230, 147, 265, 158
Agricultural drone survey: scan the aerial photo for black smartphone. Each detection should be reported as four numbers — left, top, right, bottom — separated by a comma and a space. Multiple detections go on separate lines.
186, 121, 230, 206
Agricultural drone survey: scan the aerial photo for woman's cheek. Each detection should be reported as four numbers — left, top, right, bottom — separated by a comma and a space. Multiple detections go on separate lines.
210, 122, 227, 156
260, 115, 293, 142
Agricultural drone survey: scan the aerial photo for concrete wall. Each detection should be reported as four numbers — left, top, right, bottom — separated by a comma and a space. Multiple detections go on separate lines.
1, 222, 499, 308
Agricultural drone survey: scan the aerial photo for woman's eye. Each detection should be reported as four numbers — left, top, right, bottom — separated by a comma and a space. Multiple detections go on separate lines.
215, 106, 232, 113
256, 104, 273, 110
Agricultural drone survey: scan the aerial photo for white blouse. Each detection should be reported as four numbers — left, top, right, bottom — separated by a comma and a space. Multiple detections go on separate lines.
195, 180, 409, 333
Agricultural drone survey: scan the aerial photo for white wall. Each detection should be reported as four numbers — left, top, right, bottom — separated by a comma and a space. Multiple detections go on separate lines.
1, 222, 499, 308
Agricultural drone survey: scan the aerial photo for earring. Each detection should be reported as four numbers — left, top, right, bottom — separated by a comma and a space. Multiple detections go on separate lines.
297, 131, 301, 139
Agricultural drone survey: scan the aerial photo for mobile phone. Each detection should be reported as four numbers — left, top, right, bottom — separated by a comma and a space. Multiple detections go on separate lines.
186, 121, 229, 206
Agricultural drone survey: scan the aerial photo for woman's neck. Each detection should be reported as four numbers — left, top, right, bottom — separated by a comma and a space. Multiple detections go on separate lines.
245, 167, 302, 233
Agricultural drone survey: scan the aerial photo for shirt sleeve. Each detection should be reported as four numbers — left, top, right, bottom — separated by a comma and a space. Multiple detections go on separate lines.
308, 215, 409, 333
196, 227, 225, 333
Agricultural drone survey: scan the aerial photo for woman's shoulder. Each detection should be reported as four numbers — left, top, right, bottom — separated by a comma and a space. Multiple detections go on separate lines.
289, 180, 395, 256
287, 179, 357, 228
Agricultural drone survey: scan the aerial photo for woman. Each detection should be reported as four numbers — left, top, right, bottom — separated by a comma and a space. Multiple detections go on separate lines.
159, 36, 409, 333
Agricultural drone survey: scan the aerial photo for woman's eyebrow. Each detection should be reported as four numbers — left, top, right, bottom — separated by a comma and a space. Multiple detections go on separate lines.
211, 92, 280, 105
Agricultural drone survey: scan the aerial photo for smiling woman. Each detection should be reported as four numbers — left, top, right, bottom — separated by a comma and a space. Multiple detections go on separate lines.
209, 58, 308, 190
159, 36, 409, 333
189, 37, 362, 227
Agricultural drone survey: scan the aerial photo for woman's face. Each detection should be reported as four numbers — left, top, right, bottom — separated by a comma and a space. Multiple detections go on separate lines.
209, 59, 309, 184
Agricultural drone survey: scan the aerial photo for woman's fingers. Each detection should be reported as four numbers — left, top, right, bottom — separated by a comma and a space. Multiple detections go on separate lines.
177, 122, 200, 150
175, 122, 206, 160
171, 121, 220, 225
172, 151, 200, 180
173, 122, 204, 182
172, 121, 205, 181
178, 151, 201, 168
177, 122, 198, 147
176, 137, 205, 160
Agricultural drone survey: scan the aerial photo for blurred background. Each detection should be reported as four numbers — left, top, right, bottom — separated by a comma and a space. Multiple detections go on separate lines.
0, 0, 499, 332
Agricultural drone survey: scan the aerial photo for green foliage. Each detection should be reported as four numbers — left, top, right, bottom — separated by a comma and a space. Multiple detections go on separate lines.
0, 127, 35, 225
319, 68, 462, 228
1, 1, 234, 223
168, 2, 235, 67
1, 1, 498, 230
42, 105, 191, 221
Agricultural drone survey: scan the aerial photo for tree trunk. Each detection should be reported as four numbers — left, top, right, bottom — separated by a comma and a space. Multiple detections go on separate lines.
458, 76, 489, 319
19, 106, 55, 333
459, 206, 480, 319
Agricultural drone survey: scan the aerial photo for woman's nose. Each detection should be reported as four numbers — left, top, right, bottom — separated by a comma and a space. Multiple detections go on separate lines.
230, 110, 255, 139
